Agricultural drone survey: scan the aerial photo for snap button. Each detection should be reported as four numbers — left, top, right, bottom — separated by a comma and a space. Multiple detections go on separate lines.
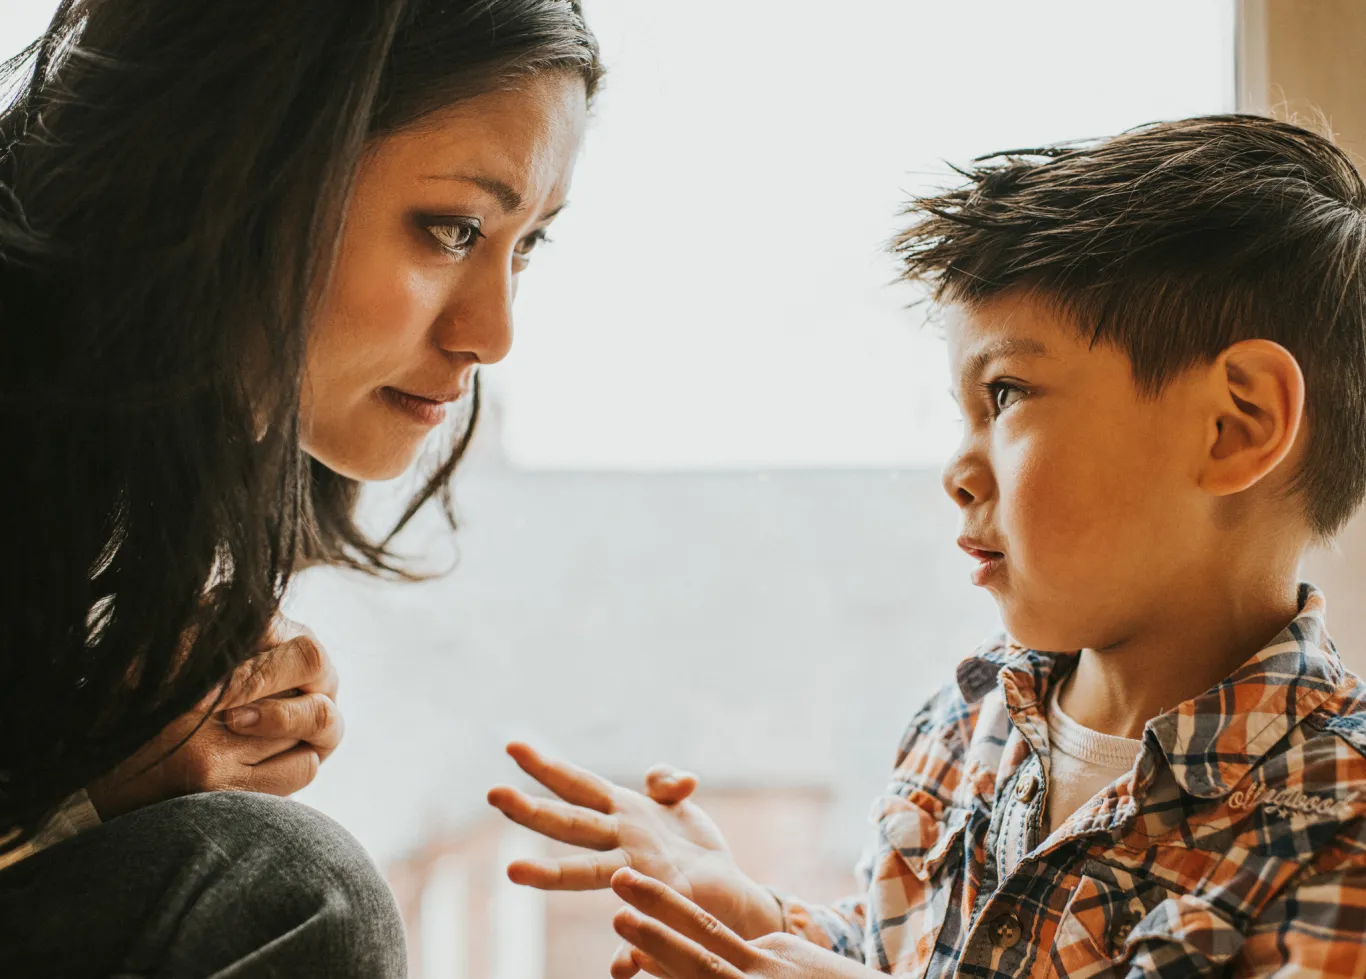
1111, 913, 1136, 949
1014, 773, 1038, 803
989, 912, 1023, 949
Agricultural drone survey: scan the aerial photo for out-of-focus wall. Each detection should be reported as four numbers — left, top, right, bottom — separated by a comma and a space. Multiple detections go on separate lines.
1239, 0, 1366, 673
1239, 0, 1366, 156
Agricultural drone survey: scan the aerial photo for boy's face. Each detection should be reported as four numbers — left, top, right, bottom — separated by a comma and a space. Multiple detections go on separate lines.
943, 289, 1213, 653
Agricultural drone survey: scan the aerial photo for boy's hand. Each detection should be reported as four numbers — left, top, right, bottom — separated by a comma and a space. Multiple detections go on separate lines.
488, 742, 784, 944
610, 868, 877, 979
87, 617, 342, 818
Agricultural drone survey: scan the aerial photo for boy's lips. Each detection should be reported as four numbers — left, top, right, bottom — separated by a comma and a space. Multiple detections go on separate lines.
957, 536, 1006, 585
956, 536, 1004, 560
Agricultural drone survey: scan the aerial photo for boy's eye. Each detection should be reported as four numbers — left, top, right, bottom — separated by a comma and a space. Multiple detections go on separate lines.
515, 228, 552, 258
985, 380, 1025, 415
424, 218, 485, 257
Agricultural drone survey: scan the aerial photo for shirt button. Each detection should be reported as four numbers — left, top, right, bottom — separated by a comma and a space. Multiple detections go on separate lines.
1111, 914, 1136, 949
989, 913, 1023, 949
1014, 773, 1038, 803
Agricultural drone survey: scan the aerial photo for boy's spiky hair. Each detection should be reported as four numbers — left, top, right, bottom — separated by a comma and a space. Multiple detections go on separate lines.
894, 114, 1366, 538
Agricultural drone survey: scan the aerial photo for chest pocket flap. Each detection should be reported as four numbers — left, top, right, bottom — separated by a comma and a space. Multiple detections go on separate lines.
872, 790, 972, 882
1123, 893, 1245, 971
1051, 869, 1244, 977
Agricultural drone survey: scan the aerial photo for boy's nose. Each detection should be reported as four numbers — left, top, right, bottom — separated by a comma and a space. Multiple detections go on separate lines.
942, 450, 989, 508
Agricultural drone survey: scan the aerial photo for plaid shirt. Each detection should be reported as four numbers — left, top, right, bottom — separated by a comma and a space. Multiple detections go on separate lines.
778, 583, 1366, 977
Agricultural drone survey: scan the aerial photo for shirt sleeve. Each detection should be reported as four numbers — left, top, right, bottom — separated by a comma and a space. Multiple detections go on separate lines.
767, 847, 871, 962
1233, 863, 1366, 977
762, 693, 946, 963
0, 789, 103, 874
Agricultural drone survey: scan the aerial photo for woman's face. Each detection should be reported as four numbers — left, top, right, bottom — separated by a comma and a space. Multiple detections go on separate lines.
301, 72, 588, 479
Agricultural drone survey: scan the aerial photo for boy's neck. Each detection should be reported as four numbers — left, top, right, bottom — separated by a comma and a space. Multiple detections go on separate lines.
1056, 572, 1305, 742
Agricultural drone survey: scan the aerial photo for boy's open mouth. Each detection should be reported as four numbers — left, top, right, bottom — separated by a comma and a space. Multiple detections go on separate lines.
956, 537, 1004, 561
957, 537, 1005, 584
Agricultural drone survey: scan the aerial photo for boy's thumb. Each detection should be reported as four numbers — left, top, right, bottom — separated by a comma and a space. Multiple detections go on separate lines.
643, 764, 698, 804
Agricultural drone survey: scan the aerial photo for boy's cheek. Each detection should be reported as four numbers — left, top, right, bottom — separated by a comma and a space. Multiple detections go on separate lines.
998, 456, 1135, 588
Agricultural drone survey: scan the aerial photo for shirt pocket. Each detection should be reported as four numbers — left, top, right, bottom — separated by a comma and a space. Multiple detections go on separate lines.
1048, 863, 1245, 979
867, 789, 972, 975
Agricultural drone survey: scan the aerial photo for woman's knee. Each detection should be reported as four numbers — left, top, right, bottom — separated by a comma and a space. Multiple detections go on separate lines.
127, 792, 407, 975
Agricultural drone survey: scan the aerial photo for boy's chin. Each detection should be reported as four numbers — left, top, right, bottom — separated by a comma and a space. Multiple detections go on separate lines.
996, 601, 1089, 655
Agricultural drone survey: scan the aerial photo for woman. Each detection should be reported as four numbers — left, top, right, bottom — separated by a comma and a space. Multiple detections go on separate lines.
0, 0, 601, 973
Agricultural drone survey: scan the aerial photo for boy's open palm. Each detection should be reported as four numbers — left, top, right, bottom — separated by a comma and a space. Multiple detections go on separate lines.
488, 742, 781, 942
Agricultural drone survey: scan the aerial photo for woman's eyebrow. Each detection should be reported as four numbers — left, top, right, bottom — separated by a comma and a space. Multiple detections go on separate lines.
423, 173, 567, 223
423, 172, 524, 212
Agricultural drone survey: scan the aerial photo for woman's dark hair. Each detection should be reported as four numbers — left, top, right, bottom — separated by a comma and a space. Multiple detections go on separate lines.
0, 0, 601, 847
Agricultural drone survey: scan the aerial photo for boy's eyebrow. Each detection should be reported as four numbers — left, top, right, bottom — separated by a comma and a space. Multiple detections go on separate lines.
960, 337, 1049, 386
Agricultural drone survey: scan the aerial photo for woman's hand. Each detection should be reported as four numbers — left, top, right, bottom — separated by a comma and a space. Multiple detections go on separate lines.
610, 869, 879, 979
488, 743, 784, 947
86, 617, 343, 819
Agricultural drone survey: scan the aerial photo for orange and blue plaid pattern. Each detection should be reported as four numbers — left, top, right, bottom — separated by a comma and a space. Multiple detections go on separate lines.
777, 583, 1366, 977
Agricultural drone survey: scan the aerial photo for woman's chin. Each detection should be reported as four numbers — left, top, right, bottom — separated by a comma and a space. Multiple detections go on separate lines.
303, 438, 424, 483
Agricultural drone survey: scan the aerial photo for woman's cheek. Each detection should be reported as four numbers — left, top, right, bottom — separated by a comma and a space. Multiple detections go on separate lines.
341, 259, 434, 347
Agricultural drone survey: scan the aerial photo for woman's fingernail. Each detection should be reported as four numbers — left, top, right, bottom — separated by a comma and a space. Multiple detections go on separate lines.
228, 706, 260, 730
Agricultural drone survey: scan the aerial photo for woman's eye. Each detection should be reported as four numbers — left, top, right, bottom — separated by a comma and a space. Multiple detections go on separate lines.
515, 228, 552, 257
425, 219, 484, 257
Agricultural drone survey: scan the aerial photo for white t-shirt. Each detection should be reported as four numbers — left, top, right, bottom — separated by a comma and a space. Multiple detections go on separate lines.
997, 672, 1144, 877
1043, 673, 1145, 835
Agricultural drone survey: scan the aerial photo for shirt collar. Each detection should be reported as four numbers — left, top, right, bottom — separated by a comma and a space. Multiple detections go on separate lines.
954, 583, 1344, 799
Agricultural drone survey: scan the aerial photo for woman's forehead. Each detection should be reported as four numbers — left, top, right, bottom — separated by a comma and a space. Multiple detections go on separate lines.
373, 74, 587, 201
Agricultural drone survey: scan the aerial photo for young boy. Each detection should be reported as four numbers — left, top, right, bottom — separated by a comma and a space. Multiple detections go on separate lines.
487, 115, 1366, 978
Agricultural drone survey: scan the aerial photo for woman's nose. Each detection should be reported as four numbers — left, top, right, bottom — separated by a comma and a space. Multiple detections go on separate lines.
434, 265, 515, 365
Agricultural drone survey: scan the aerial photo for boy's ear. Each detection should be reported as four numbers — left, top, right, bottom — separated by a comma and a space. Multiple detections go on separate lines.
1199, 339, 1305, 498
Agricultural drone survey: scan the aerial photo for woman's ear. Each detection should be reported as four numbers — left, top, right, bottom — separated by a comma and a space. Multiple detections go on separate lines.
1199, 339, 1305, 498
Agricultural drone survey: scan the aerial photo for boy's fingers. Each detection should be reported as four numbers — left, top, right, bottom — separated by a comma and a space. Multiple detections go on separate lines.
505, 742, 617, 813
611, 941, 668, 979
644, 765, 698, 805
612, 868, 757, 969
506, 850, 628, 890
613, 907, 747, 979
243, 744, 322, 796
487, 785, 619, 850
609, 942, 642, 979
224, 693, 344, 760
630, 948, 671, 979
613, 869, 762, 968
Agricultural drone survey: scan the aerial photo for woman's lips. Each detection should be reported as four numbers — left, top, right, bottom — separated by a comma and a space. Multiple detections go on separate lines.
380, 386, 454, 426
